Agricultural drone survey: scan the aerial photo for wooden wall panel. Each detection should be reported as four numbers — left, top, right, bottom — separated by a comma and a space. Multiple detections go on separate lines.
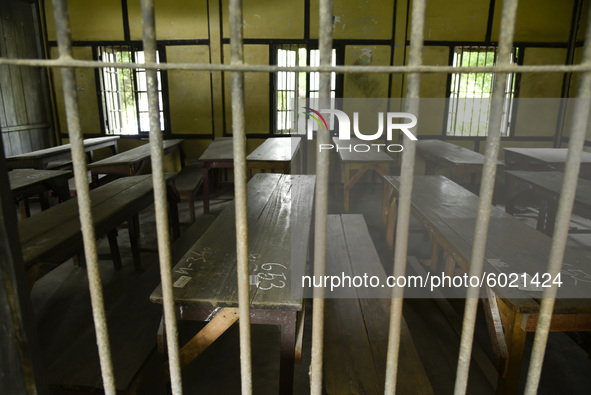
0, 1, 53, 157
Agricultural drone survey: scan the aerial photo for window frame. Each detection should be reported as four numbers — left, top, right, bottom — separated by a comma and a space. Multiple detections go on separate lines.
96, 45, 168, 136
444, 45, 519, 137
272, 44, 340, 135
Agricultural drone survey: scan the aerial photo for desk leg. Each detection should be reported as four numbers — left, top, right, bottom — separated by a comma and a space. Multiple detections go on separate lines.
107, 229, 123, 270
545, 199, 558, 235
279, 310, 297, 395
128, 215, 141, 271
344, 164, 351, 213
203, 166, 210, 214
386, 196, 398, 253
168, 194, 180, 241
505, 174, 516, 215
497, 301, 526, 395
18, 199, 30, 219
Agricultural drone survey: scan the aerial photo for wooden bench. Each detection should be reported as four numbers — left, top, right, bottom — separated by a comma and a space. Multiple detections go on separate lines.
324, 214, 433, 394
173, 164, 204, 223
45, 213, 217, 394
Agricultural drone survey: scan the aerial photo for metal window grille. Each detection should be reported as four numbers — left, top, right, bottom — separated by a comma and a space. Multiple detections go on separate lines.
274, 45, 336, 134
1, 0, 590, 394
98, 46, 164, 134
447, 46, 517, 137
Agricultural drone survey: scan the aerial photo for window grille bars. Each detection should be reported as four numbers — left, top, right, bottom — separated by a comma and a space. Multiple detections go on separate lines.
9, 0, 588, 393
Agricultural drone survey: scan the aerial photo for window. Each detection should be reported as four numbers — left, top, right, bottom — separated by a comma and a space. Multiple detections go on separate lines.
274, 45, 337, 134
446, 46, 517, 137
98, 46, 165, 135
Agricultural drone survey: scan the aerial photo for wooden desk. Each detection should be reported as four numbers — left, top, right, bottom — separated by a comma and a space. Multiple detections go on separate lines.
9, 169, 72, 219
382, 175, 591, 394
417, 139, 503, 183
88, 139, 184, 177
504, 147, 591, 180
332, 137, 394, 213
505, 170, 591, 235
198, 137, 234, 214
150, 174, 315, 394
246, 137, 301, 178
19, 174, 179, 282
6, 136, 119, 170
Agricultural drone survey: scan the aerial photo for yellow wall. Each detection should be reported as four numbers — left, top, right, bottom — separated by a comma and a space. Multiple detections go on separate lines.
43, 0, 585, 152
50, 47, 101, 136
166, 45, 213, 135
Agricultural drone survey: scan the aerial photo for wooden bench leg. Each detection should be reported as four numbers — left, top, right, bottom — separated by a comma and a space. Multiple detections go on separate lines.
188, 196, 196, 224
430, 240, 440, 272
107, 229, 123, 271
202, 167, 210, 214
128, 215, 142, 271
26, 265, 40, 292
444, 253, 455, 277
344, 164, 351, 213
73, 251, 86, 267
496, 299, 526, 395
157, 316, 166, 354
279, 310, 297, 395
168, 195, 180, 241
18, 199, 30, 220
294, 300, 306, 364
482, 287, 509, 369
386, 196, 398, 253
39, 191, 51, 211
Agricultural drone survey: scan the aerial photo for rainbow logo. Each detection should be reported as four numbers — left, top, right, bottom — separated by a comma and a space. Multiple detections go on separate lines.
301, 107, 328, 131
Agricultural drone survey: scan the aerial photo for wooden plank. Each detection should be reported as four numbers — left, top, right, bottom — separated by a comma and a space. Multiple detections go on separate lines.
177, 308, 239, 369
9, 169, 71, 194
325, 216, 433, 395
504, 147, 591, 166
324, 218, 380, 394
198, 137, 234, 161
341, 216, 432, 394
325, 297, 381, 394
383, 175, 547, 310
506, 170, 591, 216
0, 2, 28, 127
151, 174, 283, 306
88, 139, 183, 176
249, 175, 315, 309
246, 137, 301, 162
6, 136, 120, 169
417, 139, 502, 167
332, 137, 394, 163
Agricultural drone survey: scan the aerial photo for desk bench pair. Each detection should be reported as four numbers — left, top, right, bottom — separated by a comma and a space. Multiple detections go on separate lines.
382, 175, 591, 394
19, 174, 180, 286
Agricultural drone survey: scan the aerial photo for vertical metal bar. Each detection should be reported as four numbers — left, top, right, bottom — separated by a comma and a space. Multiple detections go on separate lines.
309, 0, 333, 394
139, 1, 183, 393
228, 0, 253, 393
51, 1, 116, 394
454, 1, 519, 394
524, 4, 591, 393
383, 0, 425, 393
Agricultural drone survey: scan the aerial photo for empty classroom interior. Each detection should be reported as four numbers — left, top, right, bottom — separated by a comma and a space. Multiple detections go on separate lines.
2, 0, 591, 394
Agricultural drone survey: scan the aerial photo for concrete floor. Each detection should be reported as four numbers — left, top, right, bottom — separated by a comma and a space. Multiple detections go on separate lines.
27, 177, 591, 394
